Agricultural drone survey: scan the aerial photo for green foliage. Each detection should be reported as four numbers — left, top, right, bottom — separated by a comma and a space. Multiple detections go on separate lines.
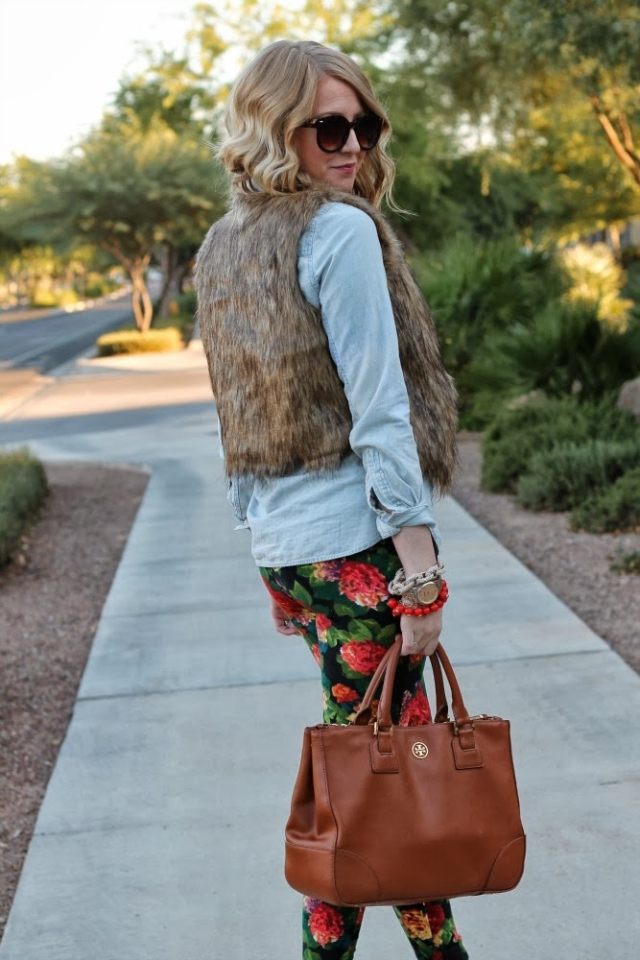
0, 449, 48, 567
29, 288, 58, 308
412, 233, 566, 423
515, 437, 640, 512
569, 467, 640, 533
468, 300, 640, 425
481, 396, 638, 493
29, 287, 81, 309
96, 328, 183, 356
559, 243, 635, 330
610, 551, 640, 574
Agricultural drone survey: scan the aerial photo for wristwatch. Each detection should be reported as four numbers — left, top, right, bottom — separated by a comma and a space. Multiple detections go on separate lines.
400, 578, 443, 606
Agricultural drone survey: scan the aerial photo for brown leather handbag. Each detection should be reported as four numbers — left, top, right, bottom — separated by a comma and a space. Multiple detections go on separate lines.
285, 636, 526, 906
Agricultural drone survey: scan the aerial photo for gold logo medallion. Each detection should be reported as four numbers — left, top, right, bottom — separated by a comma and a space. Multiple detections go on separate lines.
412, 741, 429, 759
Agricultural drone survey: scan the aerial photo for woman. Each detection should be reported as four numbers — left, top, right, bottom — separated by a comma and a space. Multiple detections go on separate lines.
194, 39, 467, 960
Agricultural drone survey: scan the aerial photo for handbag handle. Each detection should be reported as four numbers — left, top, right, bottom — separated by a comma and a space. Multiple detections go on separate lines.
353, 636, 451, 727
379, 637, 473, 731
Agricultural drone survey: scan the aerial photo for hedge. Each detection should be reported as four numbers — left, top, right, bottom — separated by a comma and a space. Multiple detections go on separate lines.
0, 449, 48, 567
515, 437, 640, 512
96, 327, 182, 356
569, 466, 640, 533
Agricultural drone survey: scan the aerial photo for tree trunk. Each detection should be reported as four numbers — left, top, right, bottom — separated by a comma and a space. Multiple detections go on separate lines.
589, 93, 640, 188
156, 244, 178, 320
130, 261, 153, 332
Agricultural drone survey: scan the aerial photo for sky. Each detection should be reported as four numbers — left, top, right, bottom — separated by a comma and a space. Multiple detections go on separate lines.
0, 0, 208, 165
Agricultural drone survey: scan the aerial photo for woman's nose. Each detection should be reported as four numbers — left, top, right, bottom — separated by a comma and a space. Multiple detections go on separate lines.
342, 128, 362, 153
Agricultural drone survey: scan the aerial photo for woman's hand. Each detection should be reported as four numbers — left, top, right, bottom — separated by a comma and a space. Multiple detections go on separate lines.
269, 596, 300, 636
391, 523, 443, 656
399, 608, 443, 657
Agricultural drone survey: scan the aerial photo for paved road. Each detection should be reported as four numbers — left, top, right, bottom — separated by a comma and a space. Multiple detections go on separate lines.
0, 293, 134, 374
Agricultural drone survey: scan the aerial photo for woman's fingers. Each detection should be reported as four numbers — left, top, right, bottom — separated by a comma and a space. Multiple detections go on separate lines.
400, 611, 443, 656
270, 599, 300, 635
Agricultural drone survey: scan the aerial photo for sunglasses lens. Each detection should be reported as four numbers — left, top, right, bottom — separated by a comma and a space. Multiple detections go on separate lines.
355, 114, 382, 149
316, 117, 350, 152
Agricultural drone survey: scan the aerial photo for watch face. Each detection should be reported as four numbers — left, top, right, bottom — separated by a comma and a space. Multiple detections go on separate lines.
416, 581, 440, 604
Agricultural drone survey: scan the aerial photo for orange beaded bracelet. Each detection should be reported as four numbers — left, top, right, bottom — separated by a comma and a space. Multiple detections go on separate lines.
388, 579, 449, 617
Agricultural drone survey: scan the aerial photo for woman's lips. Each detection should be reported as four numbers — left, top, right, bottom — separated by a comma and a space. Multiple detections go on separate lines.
332, 163, 356, 173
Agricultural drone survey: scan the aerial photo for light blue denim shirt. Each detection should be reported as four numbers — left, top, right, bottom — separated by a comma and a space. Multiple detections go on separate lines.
217, 200, 443, 566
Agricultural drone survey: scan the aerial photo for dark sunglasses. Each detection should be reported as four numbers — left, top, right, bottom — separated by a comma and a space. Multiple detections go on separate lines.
299, 112, 383, 153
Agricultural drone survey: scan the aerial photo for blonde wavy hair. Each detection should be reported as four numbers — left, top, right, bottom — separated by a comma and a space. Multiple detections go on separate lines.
215, 40, 398, 209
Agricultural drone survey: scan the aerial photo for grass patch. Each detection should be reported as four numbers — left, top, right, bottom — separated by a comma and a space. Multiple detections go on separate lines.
610, 551, 640, 575
0, 449, 48, 567
96, 327, 182, 356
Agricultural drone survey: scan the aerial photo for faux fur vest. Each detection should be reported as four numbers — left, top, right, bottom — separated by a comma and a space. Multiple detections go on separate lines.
194, 186, 458, 494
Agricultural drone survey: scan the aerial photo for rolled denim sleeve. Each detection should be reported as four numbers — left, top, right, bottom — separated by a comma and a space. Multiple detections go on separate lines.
308, 202, 442, 551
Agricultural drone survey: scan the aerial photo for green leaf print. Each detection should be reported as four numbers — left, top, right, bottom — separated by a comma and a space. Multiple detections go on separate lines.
334, 601, 355, 617
347, 619, 372, 640
291, 581, 313, 606
296, 564, 316, 579
309, 582, 340, 602
324, 699, 352, 723
376, 622, 399, 642
324, 626, 350, 647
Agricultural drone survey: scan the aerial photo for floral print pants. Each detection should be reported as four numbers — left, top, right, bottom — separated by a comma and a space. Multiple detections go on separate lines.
258, 537, 470, 960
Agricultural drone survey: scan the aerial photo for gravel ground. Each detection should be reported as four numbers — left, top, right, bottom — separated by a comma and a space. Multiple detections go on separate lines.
1, 436, 638, 938
450, 433, 640, 674
0, 462, 148, 939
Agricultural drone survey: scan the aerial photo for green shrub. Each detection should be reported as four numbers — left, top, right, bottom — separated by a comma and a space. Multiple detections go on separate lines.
610, 551, 640, 574
569, 467, 640, 533
30, 288, 58, 308
411, 233, 565, 425
481, 396, 638, 493
0, 448, 48, 566
516, 438, 640, 512
57, 289, 80, 307
468, 299, 640, 425
96, 327, 183, 356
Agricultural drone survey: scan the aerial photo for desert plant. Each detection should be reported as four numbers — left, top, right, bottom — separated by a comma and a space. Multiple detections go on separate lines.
570, 467, 640, 533
469, 300, 640, 424
481, 396, 638, 493
516, 438, 640, 512
559, 242, 634, 332
0, 448, 48, 566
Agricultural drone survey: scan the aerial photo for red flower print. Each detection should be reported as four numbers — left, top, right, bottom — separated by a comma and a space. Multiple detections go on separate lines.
308, 902, 344, 946
315, 613, 332, 640
331, 683, 360, 704
341, 640, 387, 676
400, 685, 433, 727
426, 903, 446, 935
338, 561, 388, 607
311, 643, 322, 665
263, 583, 313, 624
433, 952, 444, 960
312, 559, 344, 582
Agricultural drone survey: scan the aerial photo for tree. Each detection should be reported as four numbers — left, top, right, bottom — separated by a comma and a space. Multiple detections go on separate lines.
390, 2, 640, 165
30, 119, 225, 330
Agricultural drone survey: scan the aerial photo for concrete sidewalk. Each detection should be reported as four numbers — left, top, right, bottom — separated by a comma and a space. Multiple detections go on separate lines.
1, 343, 638, 959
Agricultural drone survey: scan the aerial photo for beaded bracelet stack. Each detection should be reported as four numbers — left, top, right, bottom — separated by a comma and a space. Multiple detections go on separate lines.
387, 560, 450, 618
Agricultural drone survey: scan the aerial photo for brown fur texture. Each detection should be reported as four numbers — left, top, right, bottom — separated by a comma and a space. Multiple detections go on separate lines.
194, 186, 459, 494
